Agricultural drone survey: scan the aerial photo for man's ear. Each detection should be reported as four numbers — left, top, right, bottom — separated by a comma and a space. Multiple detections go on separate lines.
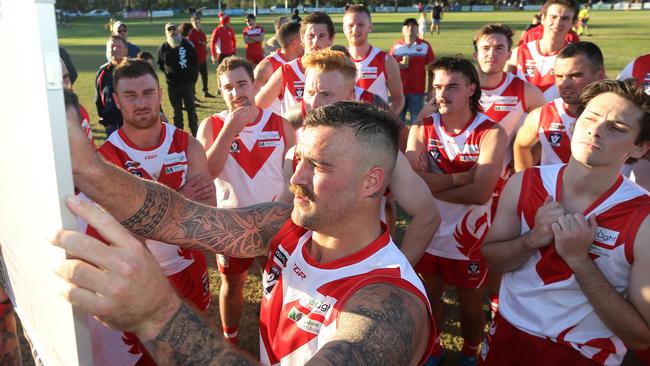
363, 166, 386, 199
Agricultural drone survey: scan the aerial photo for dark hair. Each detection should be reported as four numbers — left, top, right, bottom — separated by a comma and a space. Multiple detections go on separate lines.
542, 0, 579, 21
216, 56, 254, 85
329, 44, 351, 57
300, 12, 335, 40
274, 16, 288, 32
305, 101, 399, 174
403, 18, 418, 27
344, 4, 372, 20
432, 57, 482, 114
277, 21, 301, 49
247, 13, 256, 20
473, 23, 514, 51
578, 79, 650, 146
191, 14, 201, 21
557, 41, 604, 73
112, 59, 159, 89
179, 22, 193, 37
108, 34, 127, 47
63, 88, 82, 122
136, 51, 154, 61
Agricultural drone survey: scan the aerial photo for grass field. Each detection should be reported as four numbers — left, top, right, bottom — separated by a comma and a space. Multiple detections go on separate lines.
41, 9, 650, 365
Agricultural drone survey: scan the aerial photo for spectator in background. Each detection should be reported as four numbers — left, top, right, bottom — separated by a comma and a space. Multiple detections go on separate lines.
390, 18, 435, 124
59, 46, 77, 86
418, 11, 429, 39
243, 14, 266, 65
264, 16, 289, 55
95, 35, 127, 137
189, 14, 215, 98
210, 15, 236, 65
158, 22, 199, 136
111, 21, 140, 58
179, 22, 194, 40
430, 0, 444, 34
291, 8, 301, 23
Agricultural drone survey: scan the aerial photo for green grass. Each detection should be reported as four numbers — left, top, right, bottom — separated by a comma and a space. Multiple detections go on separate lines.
48, 10, 650, 365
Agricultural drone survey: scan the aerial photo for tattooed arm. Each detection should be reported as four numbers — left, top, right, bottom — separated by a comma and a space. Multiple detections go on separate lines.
67, 109, 290, 257
306, 283, 430, 366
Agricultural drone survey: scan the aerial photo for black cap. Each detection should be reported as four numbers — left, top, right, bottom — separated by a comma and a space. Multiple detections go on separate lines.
402, 18, 418, 27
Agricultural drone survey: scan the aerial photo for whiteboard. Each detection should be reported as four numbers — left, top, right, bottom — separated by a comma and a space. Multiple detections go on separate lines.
0, 0, 92, 365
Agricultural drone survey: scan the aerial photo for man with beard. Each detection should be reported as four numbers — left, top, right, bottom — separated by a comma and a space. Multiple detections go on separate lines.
78, 59, 215, 365
343, 5, 405, 115
505, 0, 579, 102
157, 23, 199, 136
55, 101, 436, 365
96, 35, 127, 137
513, 41, 605, 171
196, 57, 295, 346
481, 79, 650, 366
407, 57, 507, 366
256, 12, 334, 115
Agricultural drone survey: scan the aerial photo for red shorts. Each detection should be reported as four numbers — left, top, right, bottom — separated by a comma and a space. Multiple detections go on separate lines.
414, 253, 487, 289
479, 313, 601, 366
168, 250, 211, 311
217, 254, 255, 275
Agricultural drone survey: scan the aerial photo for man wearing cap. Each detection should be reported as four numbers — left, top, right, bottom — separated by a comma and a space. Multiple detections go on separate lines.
111, 21, 140, 58
210, 14, 236, 65
390, 18, 435, 125
188, 14, 215, 98
243, 14, 266, 65
157, 22, 199, 136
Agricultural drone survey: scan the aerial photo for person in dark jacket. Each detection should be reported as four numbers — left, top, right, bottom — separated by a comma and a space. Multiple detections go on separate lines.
95, 35, 127, 137
59, 47, 77, 85
157, 22, 199, 136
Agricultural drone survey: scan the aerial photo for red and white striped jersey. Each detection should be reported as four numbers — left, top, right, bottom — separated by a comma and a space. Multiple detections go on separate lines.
480, 73, 528, 198
352, 46, 389, 103
259, 220, 435, 365
500, 164, 650, 365
207, 108, 288, 208
421, 113, 496, 260
516, 40, 562, 102
279, 57, 306, 115
265, 52, 291, 115
617, 54, 650, 96
538, 98, 577, 166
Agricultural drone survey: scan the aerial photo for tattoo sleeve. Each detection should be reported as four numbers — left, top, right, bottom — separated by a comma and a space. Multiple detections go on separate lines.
144, 302, 258, 366
306, 283, 428, 366
120, 180, 292, 258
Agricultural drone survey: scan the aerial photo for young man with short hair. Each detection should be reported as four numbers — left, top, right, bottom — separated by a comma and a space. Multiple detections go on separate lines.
243, 14, 266, 65
210, 15, 236, 65
189, 14, 215, 98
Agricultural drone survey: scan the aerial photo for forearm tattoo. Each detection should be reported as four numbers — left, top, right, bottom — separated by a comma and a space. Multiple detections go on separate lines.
307, 284, 423, 366
144, 302, 257, 366
120, 181, 292, 257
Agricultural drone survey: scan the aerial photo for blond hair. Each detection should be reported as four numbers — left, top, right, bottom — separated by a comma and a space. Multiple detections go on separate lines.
302, 49, 357, 82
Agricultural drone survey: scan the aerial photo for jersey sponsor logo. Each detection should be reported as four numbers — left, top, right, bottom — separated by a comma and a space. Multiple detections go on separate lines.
144, 154, 158, 160
428, 138, 442, 148
293, 81, 305, 98
593, 226, 620, 246
429, 148, 441, 161
293, 264, 307, 279
263, 264, 282, 295
125, 160, 144, 177
258, 131, 280, 140
494, 105, 516, 112
274, 247, 289, 266
287, 307, 323, 335
461, 144, 479, 155
360, 66, 378, 80
164, 152, 187, 164
549, 131, 562, 146
164, 164, 186, 174
549, 123, 565, 131
230, 140, 240, 153
259, 140, 282, 148
524, 60, 537, 77
459, 155, 478, 162
299, 294, 336, 316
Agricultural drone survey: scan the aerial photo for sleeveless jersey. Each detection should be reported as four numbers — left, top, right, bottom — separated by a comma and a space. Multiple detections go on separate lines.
354, 86, 375, 103
86, 123, 210, 366
617, 54, 650, 96
516, 40, 562, 102
265, 52, 291, 115
259, 219, 435, 365
480, 73, 528, 198
421, 113, 496, 260
538, 98, 576, 166
500, 164, 650, 365
207, 108, 287, 208
279, 57, 305, 115
352, 46, 389, 103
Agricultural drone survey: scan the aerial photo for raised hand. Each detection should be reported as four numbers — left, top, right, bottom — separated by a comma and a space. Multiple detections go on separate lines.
553, 214, 597, 267
527, 196, 566, 249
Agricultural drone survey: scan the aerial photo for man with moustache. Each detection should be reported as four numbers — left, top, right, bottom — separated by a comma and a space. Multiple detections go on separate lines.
505, 0, 580, 102
80, 59, 215, 366
157, 22, 199, 136
256, 12, 334, 115
481, 80, 650, 365
96, 35, 128, 137
407, 57, 507, 366
196, 57, 295, 345
56, 100, 436, 365
513, 41, 605, 171
343, 5, 405, 115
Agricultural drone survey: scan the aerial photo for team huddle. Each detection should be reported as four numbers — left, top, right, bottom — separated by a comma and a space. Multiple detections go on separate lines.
10, 1, 650, 366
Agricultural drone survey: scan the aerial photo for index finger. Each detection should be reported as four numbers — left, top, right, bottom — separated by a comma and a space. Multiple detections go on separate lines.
65, 196, 142, 251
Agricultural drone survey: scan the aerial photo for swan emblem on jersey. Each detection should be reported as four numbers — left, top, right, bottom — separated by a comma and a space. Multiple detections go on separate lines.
549, 131, 562, 146
453, 210, 489, 258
